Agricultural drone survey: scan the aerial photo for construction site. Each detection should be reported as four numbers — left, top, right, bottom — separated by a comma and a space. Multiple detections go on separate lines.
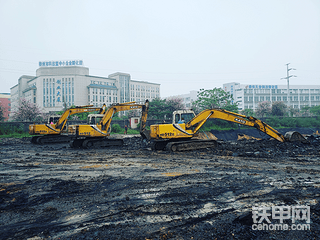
1, 102, 320, 239
0, 128, 319, 239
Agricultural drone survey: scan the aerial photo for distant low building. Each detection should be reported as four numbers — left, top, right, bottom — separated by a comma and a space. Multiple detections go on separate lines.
223, 82, 320, 111
10, 60, 160, 119
167, 90, 198, 109
0, 93, 11, 121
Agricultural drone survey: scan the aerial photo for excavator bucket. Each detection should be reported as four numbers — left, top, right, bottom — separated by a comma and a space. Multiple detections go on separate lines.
140, 129, 151, 140
284, 131, 308, 143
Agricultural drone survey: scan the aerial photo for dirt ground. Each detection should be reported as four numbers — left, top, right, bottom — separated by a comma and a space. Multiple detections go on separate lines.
0, 135, 320, 240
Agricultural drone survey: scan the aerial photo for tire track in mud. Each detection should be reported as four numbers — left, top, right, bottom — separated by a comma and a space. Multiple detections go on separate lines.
0, 137, 320, 239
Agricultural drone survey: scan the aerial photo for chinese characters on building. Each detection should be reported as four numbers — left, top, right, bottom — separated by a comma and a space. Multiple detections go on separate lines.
39, 60, 83, 67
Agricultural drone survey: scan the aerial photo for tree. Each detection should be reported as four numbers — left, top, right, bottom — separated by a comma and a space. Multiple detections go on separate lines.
255, 101, 271, 117
240, 108, 254, 116
300, 106, 311, 117
148, 97, 184, 119
0, 104, 4, 122
287, 106, 300, 117
12, 99, 44, 121
194, 88, 238, 113
310, 105, 320, 116
271, 101, 287, 116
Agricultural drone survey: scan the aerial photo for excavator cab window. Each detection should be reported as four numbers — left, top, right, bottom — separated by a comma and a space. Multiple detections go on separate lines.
88, 116, 103, 125
174, 113, 195, 124
48, 116, 60, 124
175, 115, 180, 124
181, 113, 195, 123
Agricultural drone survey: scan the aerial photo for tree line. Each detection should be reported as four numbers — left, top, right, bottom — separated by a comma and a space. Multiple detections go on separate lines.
3, 89, 320, 124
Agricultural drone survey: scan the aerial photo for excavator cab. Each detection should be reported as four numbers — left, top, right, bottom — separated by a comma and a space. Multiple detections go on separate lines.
87, 114, 104, 125
48, 115, 61, 124
173, 110, 196, 124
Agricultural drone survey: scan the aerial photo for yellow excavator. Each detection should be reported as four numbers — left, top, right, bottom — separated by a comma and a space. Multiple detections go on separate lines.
68, 100, 149, 148
142, 108, 306, 151
29, 104, 106, 144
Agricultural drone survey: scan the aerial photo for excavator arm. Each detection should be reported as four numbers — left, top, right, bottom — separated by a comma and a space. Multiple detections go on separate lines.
55, 104, 106, 131
99, 101, 148, 133
186, 109, 286, 142
139, 100, 149, 138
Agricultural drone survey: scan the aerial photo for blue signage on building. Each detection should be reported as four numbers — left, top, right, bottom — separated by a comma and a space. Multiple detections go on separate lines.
39, 60, 83, 67
248, 85, 278, 89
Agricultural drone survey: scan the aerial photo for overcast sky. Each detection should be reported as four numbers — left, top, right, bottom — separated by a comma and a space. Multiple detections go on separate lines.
0, 0, 319, 98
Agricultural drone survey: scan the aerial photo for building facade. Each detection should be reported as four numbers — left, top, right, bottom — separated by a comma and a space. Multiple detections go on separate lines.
223, 82, 320, 111
10, 61, 160, 118
0, 93, 11, 121
167, 90, 198, 109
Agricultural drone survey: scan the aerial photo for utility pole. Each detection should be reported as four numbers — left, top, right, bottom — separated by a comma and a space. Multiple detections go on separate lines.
281, 63, 296, 115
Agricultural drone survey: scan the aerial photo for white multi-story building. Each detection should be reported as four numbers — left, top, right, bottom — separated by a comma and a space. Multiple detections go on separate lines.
10, 60, 160, 117
223, 82, 320, 111
167, 90, 198, 109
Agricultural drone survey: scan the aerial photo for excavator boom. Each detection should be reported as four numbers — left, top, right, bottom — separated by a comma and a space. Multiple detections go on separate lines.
186, 109, 286, 142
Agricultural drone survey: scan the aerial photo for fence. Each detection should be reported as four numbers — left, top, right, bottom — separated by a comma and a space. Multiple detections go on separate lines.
0, 119, 166, 133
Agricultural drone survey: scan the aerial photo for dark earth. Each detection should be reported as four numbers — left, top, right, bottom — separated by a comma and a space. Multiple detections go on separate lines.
0, 130, 320, 240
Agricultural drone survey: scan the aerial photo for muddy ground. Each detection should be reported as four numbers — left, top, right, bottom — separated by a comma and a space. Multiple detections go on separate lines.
0, 135, 320, 240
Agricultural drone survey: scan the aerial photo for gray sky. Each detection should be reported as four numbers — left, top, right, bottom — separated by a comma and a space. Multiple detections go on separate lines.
1, 0, 320, 98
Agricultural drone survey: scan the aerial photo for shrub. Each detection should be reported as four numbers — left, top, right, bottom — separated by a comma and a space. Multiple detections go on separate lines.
111, 124, 123, 133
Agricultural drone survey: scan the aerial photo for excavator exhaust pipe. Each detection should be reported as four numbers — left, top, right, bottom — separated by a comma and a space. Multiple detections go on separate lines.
284, 131, 308, 143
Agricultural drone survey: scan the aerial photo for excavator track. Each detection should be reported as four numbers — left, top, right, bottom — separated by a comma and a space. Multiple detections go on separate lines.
69, 137, 124, 149
31, 135, 71, 144
151, 139, 218, 152
166, 139, 218, 152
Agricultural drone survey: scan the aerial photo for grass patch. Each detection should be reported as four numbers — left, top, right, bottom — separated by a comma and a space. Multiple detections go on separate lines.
110, 123, 140, 135
0, 132, 31, 138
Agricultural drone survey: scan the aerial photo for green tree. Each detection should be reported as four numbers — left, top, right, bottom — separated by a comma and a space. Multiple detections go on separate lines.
240, 108, 254, 116
271, 101, 287, 116
300, 106, 311, 117
194, 88, 238, 112
148, 97, 184, 119
12, 99, 45, 121
287, 106, 300, 117
309, 105, 320, 116
0, 104, 4, 122
256, 101, 271, 117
